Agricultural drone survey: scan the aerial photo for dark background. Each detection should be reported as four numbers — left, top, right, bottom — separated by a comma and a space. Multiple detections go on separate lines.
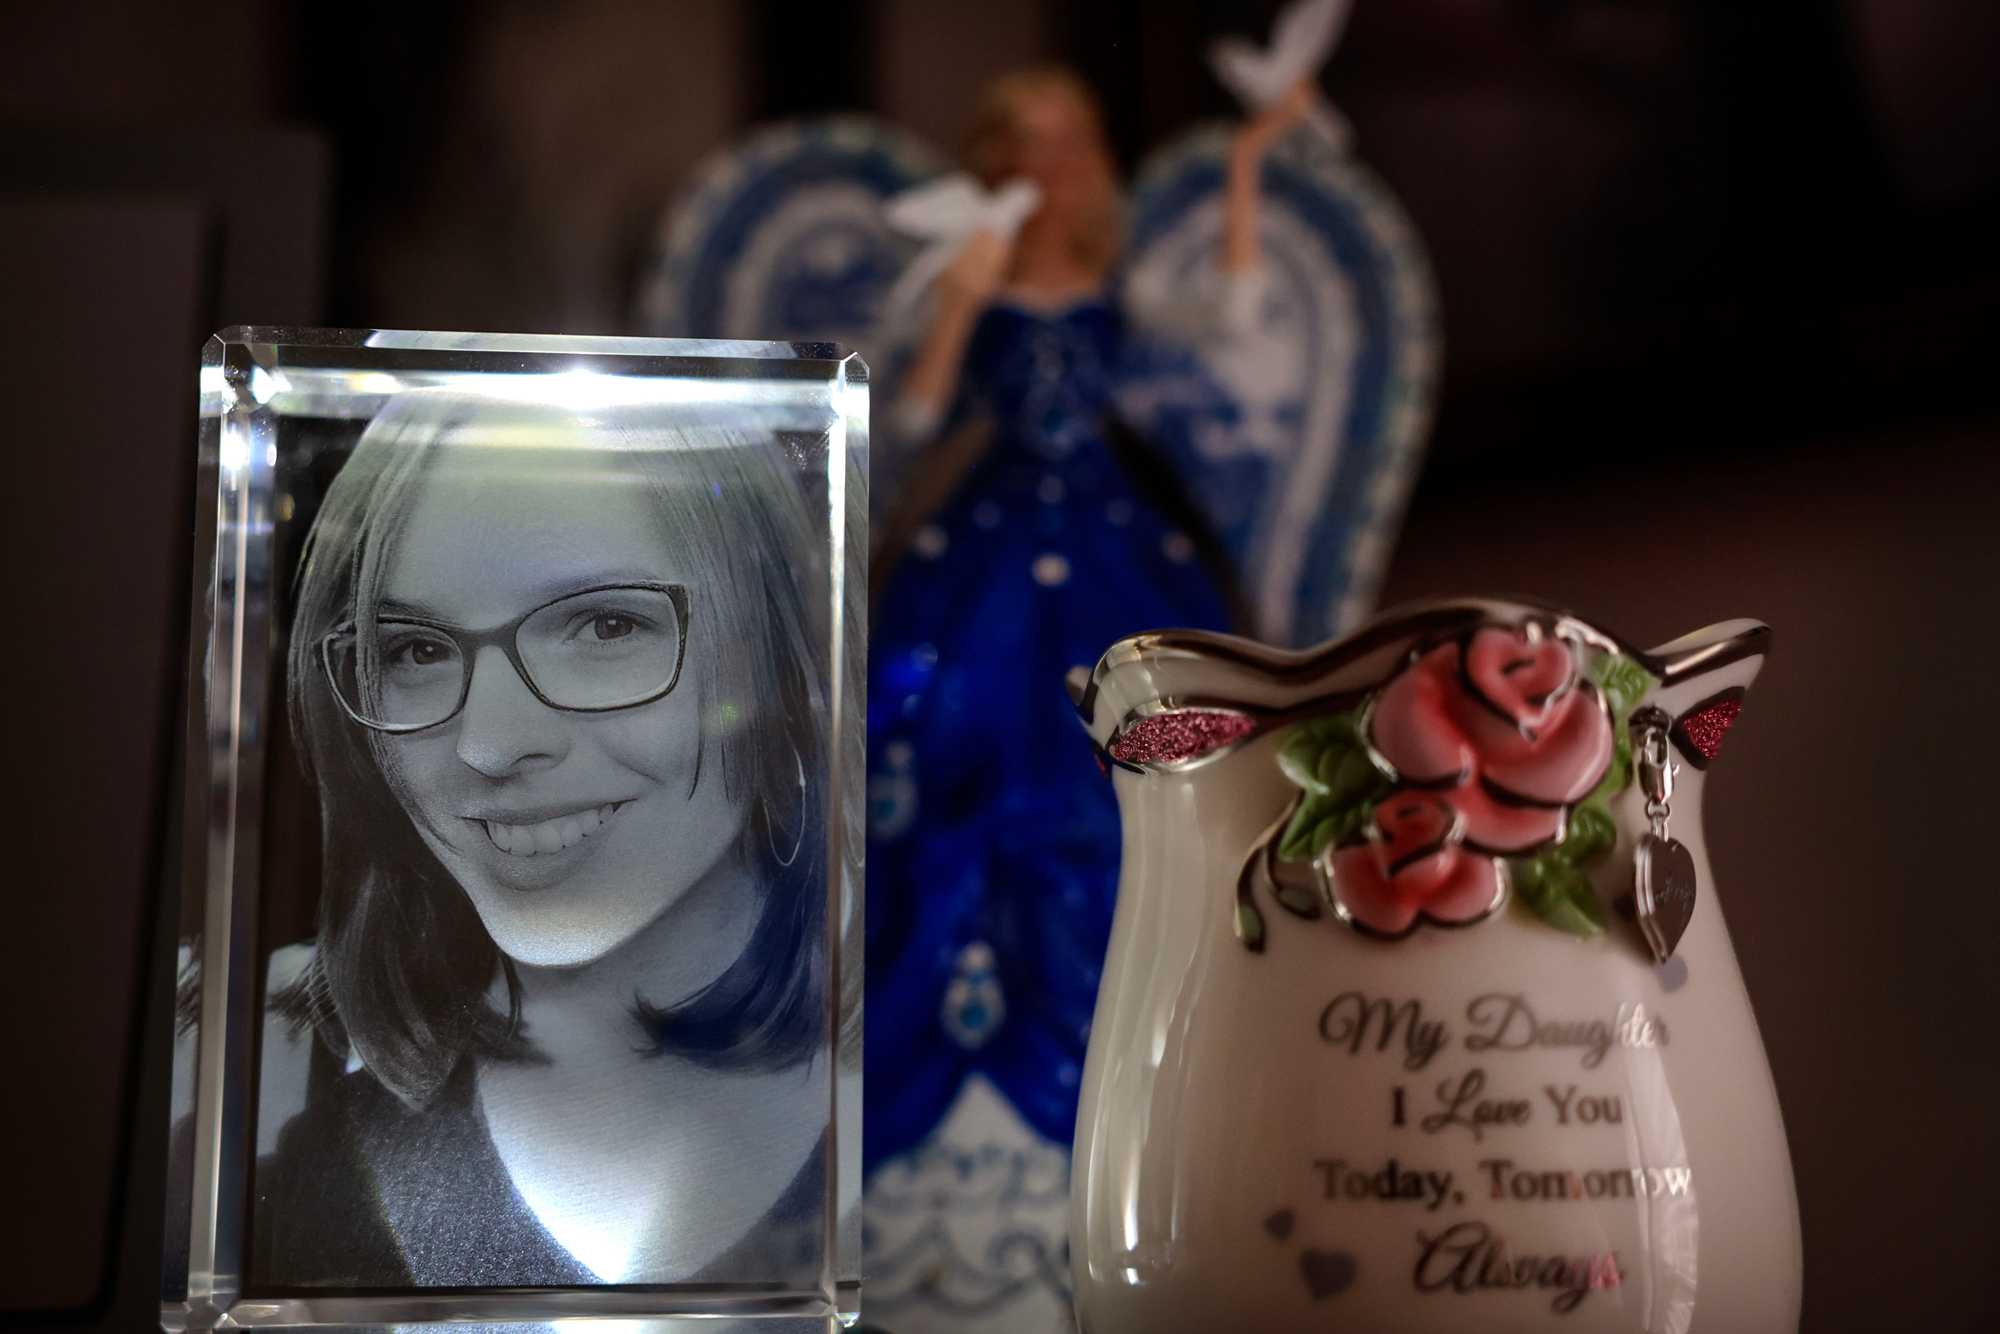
2, 1, 1996, 1330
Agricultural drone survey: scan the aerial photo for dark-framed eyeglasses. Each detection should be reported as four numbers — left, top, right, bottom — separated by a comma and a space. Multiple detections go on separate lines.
321, 582, 691, 733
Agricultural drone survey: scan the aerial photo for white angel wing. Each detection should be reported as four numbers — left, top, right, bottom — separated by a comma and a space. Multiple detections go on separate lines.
637, 117, 951, 512
1117, 123, 1438, 644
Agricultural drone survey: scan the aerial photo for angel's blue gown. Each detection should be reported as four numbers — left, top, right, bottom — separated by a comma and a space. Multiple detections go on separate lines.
865, 297, 1230, 1173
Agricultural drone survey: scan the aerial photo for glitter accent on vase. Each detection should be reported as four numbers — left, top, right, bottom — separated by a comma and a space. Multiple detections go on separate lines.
1109, 709, 1257, 766
1672, 689, 1743, 767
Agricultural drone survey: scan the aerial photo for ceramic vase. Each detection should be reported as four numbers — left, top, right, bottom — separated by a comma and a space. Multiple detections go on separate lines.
1067, 598, 1799, 1333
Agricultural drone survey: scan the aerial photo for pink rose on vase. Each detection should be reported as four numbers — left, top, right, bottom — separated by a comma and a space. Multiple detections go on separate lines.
1325, 624, 1615, 935
1326, 792, 1505, 935
1366, 624, 1614, 852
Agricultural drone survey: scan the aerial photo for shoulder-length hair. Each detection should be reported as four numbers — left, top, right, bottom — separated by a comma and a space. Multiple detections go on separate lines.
277, 389, 860, 1108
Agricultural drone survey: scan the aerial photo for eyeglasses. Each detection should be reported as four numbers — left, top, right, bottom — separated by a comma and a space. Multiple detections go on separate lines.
321, 582, 690, 733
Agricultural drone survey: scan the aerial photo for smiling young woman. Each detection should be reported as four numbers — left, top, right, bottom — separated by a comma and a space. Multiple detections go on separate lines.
245, 388, 854, 1286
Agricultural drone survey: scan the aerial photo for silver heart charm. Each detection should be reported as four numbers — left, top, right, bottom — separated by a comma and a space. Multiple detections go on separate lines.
1634, 832, 1697, 963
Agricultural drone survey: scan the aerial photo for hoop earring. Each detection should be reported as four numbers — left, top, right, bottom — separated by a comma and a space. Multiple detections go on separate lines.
764, 745, 807, 868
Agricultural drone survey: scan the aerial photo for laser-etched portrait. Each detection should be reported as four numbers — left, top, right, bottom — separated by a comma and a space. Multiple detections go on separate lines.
167, 338, 862, 1324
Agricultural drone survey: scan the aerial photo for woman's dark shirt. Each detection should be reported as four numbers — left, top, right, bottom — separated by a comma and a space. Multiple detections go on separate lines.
245, 1026, 825, 1289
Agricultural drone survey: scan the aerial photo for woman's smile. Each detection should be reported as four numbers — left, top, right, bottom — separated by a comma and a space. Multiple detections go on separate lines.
442, 789, 660, 899
468, 798, 636, 862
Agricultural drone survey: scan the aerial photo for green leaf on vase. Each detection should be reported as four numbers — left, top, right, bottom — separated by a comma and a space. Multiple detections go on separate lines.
1587, 652, 1659, 724
1278, 730, 1331, 795
1582, 653, 1654, 804
1313, 711, 1361, 746
1328, 746, 1384, 806
1588, 732, 1634, 803
1559, 801, 1617, 865
1274, 710, 1388, 862
1512, 856, 1607, 937
1279, 794, 1334, 861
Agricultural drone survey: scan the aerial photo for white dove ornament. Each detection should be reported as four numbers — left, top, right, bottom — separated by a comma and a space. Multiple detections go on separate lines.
1210, 0, 1355, 153
880, 173, 1042, 327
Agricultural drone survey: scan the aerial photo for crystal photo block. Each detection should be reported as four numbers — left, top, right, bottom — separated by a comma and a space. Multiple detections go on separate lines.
165, 329, 864, 1331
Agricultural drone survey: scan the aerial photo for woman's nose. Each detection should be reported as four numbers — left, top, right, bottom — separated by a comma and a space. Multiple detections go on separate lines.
454, 645, 569, 778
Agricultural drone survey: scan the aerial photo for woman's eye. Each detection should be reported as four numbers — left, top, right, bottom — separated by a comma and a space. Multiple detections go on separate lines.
565, 607, 657, 645
541, 594, 673, 655
380, 632, 457, 674
589, 613, 636, 642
